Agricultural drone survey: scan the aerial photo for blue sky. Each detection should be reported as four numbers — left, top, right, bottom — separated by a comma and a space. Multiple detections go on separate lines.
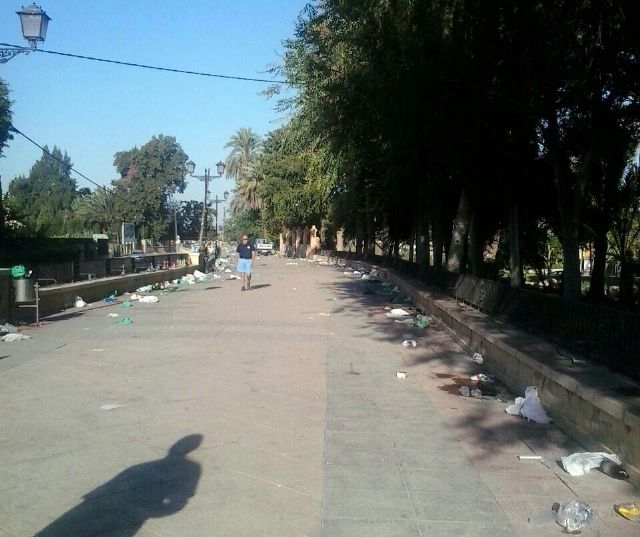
0, 0, 307, 202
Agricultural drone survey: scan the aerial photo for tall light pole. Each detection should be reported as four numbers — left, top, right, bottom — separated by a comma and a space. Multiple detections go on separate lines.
1, 4, 52, 63
211, 191, 229, 239
186, 160, 225, 252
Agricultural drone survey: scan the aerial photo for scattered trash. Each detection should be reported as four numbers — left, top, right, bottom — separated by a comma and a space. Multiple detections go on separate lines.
213, 273, 222, 279
103, 295, 116, 303
414, 314, 430, 329
394, 318, 415, 325
115, 317, 133, 325
386, 308, 411, 318
193, 269, 206, 280
138, 295, 159, 303
396, 371, 407, 379
74, 296, 87, 308
0, 323, 18, 334
136, 285, 153, 293
286, 262, 299, 266
518, 455, 543, 461
554, 500, 593, 533
459, 386, 471, 397
361, 274, 371, 280
100, 404, 126, 411
505, 386, 552, 424
614, 502, 640, 523
561, 452, 623, 477
107, 313, 120, 318
470, 388, 483, 399
472, 352, 484, 364
92, 348, 106, 352
318, 312, 331, 317
228, 275, 239, 280
402, 339, 417, 348
120, 300, 132, 308
2, 333, 31, 342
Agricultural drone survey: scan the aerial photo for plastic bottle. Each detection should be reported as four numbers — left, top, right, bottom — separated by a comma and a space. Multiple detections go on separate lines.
554, 500, 593, 533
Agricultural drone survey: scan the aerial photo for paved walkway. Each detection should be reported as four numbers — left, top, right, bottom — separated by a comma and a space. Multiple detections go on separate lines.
0, 256, 637, 536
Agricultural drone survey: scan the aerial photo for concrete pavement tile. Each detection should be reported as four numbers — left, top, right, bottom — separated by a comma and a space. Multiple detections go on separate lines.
323, 488, 413, 520
410, 491, 508, 525
396, 448, 473, 470
324, 465, 406, 491
324, 445, 397, 467
325, 405, 383, 419
390, 430, 459, 451
0, 529, 18, 537
380, 406, 436, 421
418, 520, 514, 537
325, 431, 394, 450
325, 417, 388, 433
403, 468, 484, 492
321, 519, 421, 537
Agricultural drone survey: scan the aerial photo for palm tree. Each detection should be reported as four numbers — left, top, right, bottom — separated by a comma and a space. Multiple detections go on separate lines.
224, 128, 262, 185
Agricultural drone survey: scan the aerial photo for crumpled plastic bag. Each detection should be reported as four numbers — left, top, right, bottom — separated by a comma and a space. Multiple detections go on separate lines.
138, 295, 159, 303
561, 452, 622, 477
414, 315, 430, 329
0, 323, 18, 334
402, 339, 417, 348
75, 297, 86, 308
136, 285, 153, 293
2, 333, 31, 342
505, 386, 552, 424
386, 308, 411, 318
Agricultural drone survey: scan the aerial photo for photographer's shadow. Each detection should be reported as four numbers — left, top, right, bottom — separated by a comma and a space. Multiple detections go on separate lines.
33, 434, 203, 537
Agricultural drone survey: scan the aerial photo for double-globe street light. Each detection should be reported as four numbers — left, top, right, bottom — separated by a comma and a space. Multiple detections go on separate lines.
186, 160, 225, 252
210, 191, 229, 240
1, 4, 52, 63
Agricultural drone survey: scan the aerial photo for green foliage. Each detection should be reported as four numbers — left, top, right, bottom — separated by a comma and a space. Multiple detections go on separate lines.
111, 135, 189, 240
5, 146, 79, 236
223, 209, 263, 242
225, 128, 263, 213
0, 78, 13, 158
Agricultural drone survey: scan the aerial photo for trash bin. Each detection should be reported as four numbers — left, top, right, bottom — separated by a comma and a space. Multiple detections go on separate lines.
10, 265, 34, 303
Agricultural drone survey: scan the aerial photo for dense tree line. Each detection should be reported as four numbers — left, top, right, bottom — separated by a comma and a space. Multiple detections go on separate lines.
234, 0, 640, 304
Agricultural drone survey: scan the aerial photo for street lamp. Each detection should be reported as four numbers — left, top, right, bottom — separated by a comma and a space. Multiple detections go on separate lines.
186, 160, 226, 251
1, 4, 52, 63
210, 190, 229, 239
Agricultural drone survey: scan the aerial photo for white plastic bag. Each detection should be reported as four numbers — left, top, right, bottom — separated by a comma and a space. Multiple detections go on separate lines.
2, 333, 31, 342
386, 308, 411, 318
74, 296, 86, 308
520, 386, 552, 424
138, 295, 159, 303
561, 452, 622, 477
505, 397, 524, 415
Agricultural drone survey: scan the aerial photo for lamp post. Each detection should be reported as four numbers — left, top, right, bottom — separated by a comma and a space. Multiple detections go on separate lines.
186, 160, 225, 252
211, 191, 229, 239
1, 4, 52, 63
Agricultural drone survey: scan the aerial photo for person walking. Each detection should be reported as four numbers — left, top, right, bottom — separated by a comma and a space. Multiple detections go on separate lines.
236, 234, 256, 291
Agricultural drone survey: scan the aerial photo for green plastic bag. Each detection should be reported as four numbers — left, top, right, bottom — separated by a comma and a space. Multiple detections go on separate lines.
10, 265, 26, 278
115, 316, 133, 325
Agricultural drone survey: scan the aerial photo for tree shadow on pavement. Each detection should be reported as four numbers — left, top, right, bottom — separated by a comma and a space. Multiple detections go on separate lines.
32, 434, 203, 537
249, 284, 271, 290
204, 286, 222, 291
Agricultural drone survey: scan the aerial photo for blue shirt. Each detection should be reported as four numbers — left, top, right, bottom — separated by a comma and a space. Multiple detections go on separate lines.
236, 242, 255, 259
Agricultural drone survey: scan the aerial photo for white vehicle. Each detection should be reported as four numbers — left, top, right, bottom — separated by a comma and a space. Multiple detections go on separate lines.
254, 238, 275, 255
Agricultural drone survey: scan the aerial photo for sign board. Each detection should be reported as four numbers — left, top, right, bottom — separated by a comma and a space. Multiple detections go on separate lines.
121, 222, 135, 244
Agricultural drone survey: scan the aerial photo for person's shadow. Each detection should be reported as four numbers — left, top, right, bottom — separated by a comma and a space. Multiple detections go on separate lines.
33, 434, 203, 537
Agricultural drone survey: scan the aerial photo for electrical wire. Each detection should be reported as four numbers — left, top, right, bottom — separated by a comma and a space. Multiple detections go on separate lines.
10, 125, 132, 206
0, 43, 290, 85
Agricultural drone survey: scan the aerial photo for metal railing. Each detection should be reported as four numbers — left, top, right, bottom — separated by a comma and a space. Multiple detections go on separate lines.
333, 251, 640, 381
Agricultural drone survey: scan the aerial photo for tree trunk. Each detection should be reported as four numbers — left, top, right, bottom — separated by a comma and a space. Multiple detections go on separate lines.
446, 187, 472, 273
365, 213, 375, 258
468, 209, 483, 277
509, 203, 522, 287
619, 253, 635, 305
561, 225, 581, 300
432, 209, 443, 270
408, 228, 415, 263
588, 222, 607, 300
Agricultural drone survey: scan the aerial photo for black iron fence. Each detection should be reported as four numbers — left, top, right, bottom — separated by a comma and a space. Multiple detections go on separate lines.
333, 251, 640, 381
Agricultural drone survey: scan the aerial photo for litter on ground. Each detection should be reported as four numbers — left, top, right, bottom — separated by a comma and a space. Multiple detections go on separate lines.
138, 295, 159, 303
505, 386, 552, 424
2, 333, 31, 342
108, 313, 120, 318
561, 452, 623, 477
402, 339, 417, 348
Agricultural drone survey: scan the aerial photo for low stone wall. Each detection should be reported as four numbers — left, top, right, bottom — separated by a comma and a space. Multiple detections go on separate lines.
10, 266, 196, 321
328, 254, 640, 484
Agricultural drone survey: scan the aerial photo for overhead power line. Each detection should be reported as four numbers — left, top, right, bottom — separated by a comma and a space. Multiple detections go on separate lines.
0, 43, 290, 85
10, 125, 127, 204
